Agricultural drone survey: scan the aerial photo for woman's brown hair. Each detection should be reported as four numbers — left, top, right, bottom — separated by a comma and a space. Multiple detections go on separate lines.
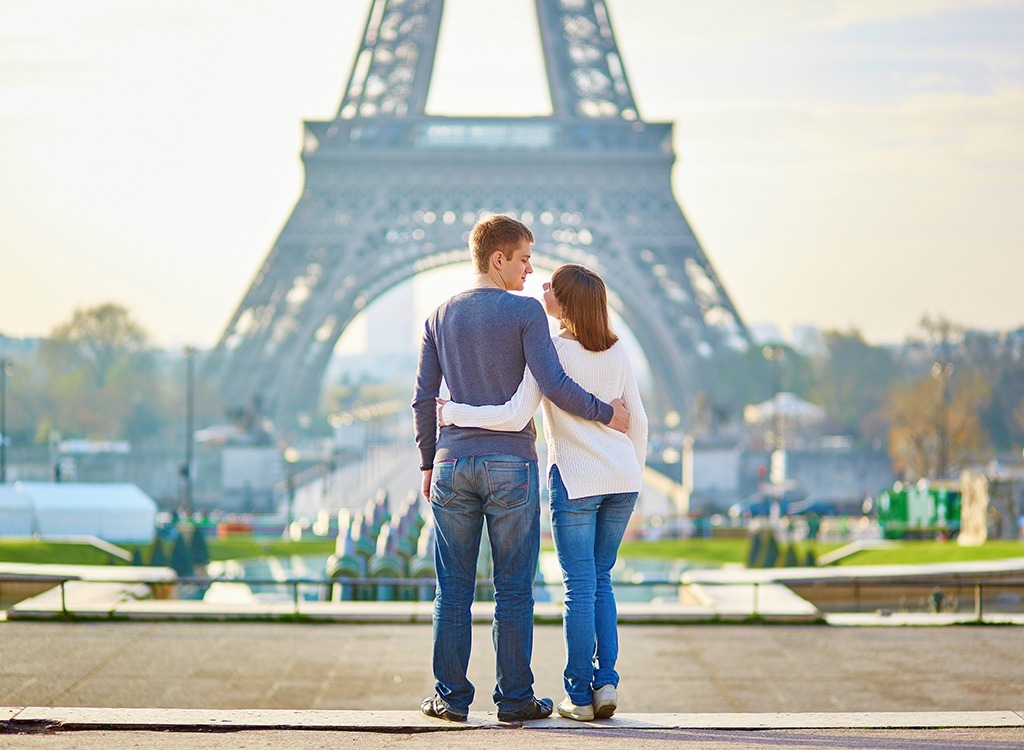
550, 264, 618, 352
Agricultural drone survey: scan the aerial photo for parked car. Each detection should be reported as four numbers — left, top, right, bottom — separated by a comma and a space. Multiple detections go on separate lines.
727, 492, 804, 519
786, 498, 840, 517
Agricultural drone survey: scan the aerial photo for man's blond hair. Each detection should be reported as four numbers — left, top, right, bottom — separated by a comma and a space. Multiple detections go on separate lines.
469, 215, 534, 273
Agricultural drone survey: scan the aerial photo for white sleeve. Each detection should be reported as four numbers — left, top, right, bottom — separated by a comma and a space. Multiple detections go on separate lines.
621, 352, 649, 469
441, 366, 543, 432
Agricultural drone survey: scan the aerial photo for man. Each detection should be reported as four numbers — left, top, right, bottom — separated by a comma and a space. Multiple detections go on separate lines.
412, 214, 629, 723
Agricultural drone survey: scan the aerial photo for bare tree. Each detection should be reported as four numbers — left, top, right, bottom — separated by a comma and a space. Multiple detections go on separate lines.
887, 369, 992, 480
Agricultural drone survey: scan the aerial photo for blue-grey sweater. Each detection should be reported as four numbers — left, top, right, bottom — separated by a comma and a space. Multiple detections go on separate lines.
413, 287, 613, 469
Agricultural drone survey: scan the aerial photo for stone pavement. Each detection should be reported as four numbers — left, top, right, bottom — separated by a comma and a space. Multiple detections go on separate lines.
3, 622, 1023, 748
2, 729, 1024, 750
7, 707, 1022, 730
2, 716, 1023, 750
2, 622, 1023, 712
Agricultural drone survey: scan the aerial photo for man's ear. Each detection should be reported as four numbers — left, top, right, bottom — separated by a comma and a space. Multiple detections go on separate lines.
491, 251, 505, 270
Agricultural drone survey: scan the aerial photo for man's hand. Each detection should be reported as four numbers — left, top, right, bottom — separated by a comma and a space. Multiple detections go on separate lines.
421, 469, 433, 501
608, 398, 630, 433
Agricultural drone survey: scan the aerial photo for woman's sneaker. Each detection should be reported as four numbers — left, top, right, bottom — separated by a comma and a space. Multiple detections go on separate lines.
557, 696, 594, 721
592, 684, 618, 719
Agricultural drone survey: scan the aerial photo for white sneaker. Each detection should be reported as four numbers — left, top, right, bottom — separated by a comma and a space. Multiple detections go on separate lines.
557, 696, 594, 721
592, 684, 617, 719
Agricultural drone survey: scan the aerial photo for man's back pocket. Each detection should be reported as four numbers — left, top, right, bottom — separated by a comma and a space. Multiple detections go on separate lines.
484, 460, 531, 510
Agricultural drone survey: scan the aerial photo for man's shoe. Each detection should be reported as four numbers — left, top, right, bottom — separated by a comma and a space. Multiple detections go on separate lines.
497, 697, 553, 722
557, 696, 594, 721
592, 684, 618, 719
421, 695, 468, 722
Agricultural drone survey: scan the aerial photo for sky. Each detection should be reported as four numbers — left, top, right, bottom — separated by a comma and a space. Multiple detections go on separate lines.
1, 0, 1022, 351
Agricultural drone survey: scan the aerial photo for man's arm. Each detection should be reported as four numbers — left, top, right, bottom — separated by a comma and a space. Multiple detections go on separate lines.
521, 303, 629, 432
412, 320, 442, 499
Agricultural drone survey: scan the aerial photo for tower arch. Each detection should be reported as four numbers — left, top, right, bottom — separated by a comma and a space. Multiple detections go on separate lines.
206, 1, 751, 430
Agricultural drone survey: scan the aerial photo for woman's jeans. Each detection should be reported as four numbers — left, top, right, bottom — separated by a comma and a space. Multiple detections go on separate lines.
548, 464, 637, 706
430, 455, 541, 715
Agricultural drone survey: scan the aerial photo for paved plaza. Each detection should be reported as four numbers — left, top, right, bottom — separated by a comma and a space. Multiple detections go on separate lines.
2, 726, 1023, 750
2, 621, 1022, 712
2, 622, 1023, 748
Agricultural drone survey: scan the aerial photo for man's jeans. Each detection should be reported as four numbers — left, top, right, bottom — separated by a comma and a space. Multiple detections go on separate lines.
430, 454, 540, 714
548, 464, 637, 707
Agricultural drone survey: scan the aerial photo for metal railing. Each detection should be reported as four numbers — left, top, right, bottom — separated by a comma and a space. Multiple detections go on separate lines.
2, 573, 1023, 621
780, 577, 1024, 619
2, 573, 664, 619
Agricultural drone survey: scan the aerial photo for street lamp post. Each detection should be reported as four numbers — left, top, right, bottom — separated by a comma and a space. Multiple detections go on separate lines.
182, 346, 198, 515
761, 345, 786, 526
931, 361, 954, 478
762, 345, 785, 450
0, 359, 12, 483
283, 447, 300, 538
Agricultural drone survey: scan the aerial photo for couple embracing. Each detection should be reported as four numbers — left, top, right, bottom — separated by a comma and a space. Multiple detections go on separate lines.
412, 215, 648, 722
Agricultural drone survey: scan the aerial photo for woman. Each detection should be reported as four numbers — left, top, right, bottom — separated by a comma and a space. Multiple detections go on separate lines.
439, 264, 648, 721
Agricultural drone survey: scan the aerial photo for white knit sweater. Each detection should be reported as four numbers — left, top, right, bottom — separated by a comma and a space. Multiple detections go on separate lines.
442, 337, 648, 500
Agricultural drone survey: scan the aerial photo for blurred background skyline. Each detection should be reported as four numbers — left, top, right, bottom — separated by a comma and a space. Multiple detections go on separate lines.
1, 0, 1022, 351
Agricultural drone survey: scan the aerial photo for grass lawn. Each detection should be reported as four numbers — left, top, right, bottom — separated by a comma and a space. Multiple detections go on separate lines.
0, 540, 122, 566
6, 535, 788, 567
6, 536, 1022, 569
834, 540, 1024, 566
204, 537, 337, 561
0, 537, 339, 566
618, 537, 750, 564
615, 537, 844, 565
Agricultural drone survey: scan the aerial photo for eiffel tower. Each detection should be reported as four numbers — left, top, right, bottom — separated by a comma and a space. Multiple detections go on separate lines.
208, 0, 751, 430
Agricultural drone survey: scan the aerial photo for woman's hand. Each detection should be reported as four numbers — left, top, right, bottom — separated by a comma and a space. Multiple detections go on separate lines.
436, 397, 450, 427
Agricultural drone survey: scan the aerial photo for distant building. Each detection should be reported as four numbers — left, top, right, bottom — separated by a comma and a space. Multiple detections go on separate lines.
746, 323, 824, 357
193, 424, 282, 513
790, 325, 825, 357
0, 334, 39, 357
681, 435, 744, 514
749, 323, 785, 346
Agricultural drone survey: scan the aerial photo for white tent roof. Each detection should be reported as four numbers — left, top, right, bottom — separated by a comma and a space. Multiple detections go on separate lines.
0, 485, 32, 509
0, 485, 35, 536
16, 482, 153, 511
11, 482, 157, 542
743, 392, 826, 426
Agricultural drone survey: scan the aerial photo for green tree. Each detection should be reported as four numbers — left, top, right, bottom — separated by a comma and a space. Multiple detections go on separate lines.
189, 524, 211, 567
42, 303, 149, 388
0, 356, 45, 447
763, 344, 816, 402
811, 329, 898, 443
35, 303, 167, 440
170, 534, 193, 577
963, 328, 1024, 450
699, 343, 816, 429
148, 539, 168, 566
697, 348, 766, 426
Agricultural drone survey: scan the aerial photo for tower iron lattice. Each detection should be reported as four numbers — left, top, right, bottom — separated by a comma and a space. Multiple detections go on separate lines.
207, 0, 751, 430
